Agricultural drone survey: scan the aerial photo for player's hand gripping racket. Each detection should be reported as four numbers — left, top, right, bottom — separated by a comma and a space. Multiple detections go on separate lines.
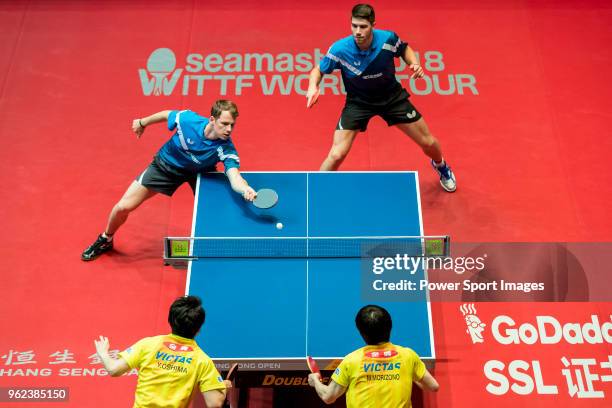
252, 188, 278, 209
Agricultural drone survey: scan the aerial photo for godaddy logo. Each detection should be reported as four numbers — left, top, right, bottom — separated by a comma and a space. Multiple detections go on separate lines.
460, 303, 486, 344
459, 306, 612, 346
139, 48, 183, 96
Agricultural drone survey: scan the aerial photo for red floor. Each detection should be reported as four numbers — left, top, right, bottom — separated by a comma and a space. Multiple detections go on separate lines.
0, 1, 611, 406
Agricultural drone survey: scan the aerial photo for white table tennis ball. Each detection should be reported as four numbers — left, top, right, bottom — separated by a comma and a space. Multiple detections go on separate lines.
276, 222, 284, 230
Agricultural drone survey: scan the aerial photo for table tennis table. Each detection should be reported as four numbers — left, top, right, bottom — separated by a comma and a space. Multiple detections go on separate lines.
183, 171, 435, 376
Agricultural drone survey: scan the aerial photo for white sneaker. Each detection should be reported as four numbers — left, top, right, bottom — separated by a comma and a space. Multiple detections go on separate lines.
431, 160, 456, 192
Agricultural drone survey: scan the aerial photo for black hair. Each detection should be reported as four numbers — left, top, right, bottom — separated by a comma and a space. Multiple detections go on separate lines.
168, 296, 205, 339
352, 4, 375, 24
355, 305, 392, 345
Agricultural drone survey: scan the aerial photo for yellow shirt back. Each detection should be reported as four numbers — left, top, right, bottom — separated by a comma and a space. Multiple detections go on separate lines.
331, 342, 426, 408
119, 334, 225, 408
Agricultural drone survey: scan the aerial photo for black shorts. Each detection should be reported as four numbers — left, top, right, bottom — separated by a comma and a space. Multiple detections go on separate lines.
336, 89, 422, 131
136, 156, 204, 196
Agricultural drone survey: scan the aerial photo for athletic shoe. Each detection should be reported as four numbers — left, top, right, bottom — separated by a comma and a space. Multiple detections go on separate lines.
81, 234, 113, 261
431, 160, 457, 192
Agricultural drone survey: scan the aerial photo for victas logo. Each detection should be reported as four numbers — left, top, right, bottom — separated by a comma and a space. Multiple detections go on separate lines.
460, 303, 486, 344
155, 351, 193, 364
139, 48, 183, 96
363, 362, 401, 372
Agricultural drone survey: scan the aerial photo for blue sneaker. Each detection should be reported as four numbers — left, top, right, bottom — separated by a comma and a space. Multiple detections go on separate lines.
431, 160, 456, 192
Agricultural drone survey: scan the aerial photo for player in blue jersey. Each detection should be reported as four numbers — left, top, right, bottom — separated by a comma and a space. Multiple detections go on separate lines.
81, 100, 257, 261
307, 4, 456, 192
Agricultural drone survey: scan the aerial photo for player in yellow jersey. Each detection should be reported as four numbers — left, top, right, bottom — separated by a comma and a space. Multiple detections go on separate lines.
308, 305, 439, 407
94, 296, 228, 408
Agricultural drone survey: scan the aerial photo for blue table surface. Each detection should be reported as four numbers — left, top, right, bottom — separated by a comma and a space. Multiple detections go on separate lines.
187, 172, 434, 360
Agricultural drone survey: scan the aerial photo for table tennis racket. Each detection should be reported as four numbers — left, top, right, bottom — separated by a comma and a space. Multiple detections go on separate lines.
253, 188, 278, 209
223, 363, 239, 408
306, 89, 320, 108
226, 363, 238, 382
306, 356, 320, 375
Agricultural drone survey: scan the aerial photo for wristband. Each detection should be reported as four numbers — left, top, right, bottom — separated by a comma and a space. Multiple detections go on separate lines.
139, 119, 145, 128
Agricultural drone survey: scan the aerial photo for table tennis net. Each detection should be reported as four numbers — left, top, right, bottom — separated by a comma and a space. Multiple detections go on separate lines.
164, 236, 450, 259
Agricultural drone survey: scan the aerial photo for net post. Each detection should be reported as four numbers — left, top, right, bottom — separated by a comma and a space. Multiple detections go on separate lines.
444, 235, 451, 257
163, 237, 195, 269
163, 237, 172, 260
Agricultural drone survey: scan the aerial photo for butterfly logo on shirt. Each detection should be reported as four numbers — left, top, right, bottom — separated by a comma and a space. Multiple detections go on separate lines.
187, 138, 194, 145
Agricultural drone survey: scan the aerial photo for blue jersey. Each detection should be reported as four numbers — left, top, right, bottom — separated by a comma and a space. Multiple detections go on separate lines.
319, 29, 408, 104
157, 110, 240, 174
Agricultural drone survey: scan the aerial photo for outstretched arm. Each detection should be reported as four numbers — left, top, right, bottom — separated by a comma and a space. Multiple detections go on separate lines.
132, 110, 172, 138
226, 168, 257, 201
93, 336, 130, 377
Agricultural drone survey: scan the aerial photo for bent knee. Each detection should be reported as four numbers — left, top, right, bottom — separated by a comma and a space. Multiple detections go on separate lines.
114, 200, 138, 213
328, 148, 349, 162
416, 134, 437, 148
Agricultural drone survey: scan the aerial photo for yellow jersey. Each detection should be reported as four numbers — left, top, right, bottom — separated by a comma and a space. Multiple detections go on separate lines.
331, 342, 426, 408
119, 334, 225, 408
